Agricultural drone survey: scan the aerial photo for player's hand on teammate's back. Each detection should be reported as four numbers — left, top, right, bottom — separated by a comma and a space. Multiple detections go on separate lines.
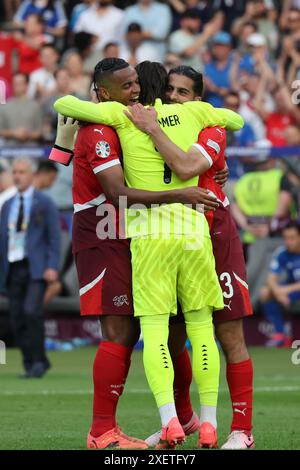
179, 187, 219, 211
124, 104, 159, 134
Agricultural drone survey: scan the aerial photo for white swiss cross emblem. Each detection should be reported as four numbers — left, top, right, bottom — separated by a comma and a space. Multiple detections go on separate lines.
95, 140, 111, 159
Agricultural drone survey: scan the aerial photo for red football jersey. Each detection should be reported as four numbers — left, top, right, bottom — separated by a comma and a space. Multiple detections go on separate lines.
195, 126, 229, 228
72, 123, 122, 253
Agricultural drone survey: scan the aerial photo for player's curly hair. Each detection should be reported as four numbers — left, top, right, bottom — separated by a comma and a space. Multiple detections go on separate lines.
135, 61, 168, 106
168, 65, 204, 97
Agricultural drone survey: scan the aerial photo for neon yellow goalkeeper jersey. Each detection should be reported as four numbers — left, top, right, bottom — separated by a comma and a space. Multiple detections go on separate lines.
54, 96, 244, 237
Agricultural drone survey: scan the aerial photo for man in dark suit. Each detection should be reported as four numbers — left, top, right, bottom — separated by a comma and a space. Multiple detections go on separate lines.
0, 157, 61, 378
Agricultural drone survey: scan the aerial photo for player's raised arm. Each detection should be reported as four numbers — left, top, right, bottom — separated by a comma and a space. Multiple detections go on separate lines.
54, 95, 126, 128
184, 100, 244, 131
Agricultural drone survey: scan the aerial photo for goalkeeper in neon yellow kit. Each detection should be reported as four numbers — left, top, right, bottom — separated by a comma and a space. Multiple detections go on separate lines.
54, 61, 244, 448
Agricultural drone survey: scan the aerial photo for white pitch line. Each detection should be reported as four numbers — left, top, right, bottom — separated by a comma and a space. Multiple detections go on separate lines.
0, 386, 299, 396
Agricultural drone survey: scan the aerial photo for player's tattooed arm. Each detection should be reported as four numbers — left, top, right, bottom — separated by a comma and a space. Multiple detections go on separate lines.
124, 104, 212, 181
96, 164, 219, 211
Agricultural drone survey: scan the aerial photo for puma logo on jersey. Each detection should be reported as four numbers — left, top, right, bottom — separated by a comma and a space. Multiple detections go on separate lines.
93, 128, 104, 134
224, 300, 232, 310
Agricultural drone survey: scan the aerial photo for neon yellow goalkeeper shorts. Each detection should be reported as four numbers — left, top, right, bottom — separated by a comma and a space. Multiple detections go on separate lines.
130, 233, 224, 317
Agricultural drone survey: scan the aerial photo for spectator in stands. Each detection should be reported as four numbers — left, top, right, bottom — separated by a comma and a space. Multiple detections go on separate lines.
28, 44, 59, 100
14, 0, 67, 38
233, 157, 294, 306
0, 160, 17, 213
232, 0, 279, 56
239, 32, 274, 75
33, 160, 58, 190
167, 0, 224, 32
103, 42, 120, 59
278, 19, 300, 87
168, 9, 217, 71
0, 72, 43, 146
122, 0, 172, 61
257, 85, 300, 146
279, 6, 300, 38
63, 51, 91, 99
164, 52, 182, 72
260, 222, 300, 347
15, 14, 50, 76
204, 31, 233, 107
74, 0, 124, 52
69, 0, 95, 31
236, 21, 258, 55
223, 90, 256, 147
43, 68, 72, 141
232, 157, 293, 248
0, 157, 60, 378
233, 70, 271, 141
120, 23, 160, 66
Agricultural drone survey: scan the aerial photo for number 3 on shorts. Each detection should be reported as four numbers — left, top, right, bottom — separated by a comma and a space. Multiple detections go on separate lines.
219, 272, 234, 299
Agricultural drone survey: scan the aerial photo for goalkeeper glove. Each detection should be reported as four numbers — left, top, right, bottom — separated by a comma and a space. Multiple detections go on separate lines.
49, 113, 79, 166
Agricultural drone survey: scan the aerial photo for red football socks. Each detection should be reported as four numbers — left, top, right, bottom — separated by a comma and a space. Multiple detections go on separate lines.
172, 348, 194, 426
91, 340, 133, 437
226, 358, 253, 434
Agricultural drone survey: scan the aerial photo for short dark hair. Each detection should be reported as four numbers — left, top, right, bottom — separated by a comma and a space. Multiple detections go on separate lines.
127, 22, 142, 33
135, 61, 168, 105
13, 71, 29, 84
243, 21, 258, 31
26, 13, 44, 26
74, 32, 95, 53
224, 90, 240, 104
37, 160, 58, 173
103, 42, 119, 52
54, 67, 68, 79
168, 65, 203, 96
41, 43, 58, 53
93, 58, 129, 88
283, 221, 300, 235
181, 8, 201, 20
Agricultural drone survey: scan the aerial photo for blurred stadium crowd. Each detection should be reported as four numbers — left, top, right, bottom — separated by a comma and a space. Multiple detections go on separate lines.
1, 0, 300, 347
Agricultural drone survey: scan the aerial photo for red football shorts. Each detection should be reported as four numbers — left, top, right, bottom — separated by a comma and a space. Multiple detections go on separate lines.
75, 239, 133, 316
211, 205, 253, 325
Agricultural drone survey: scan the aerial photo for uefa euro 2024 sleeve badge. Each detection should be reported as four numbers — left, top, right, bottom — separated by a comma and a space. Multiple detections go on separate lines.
95, 141, 111, 159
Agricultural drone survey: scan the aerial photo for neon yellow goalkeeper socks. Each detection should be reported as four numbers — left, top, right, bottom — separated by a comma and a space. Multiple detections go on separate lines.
139, 314, 175, 408
184, 307, 220, 408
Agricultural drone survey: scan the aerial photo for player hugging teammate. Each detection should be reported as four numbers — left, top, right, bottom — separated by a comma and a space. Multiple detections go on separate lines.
50, 58, 254, 450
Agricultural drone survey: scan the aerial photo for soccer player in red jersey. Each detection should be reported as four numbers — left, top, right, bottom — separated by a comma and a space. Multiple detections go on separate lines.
49, 58, 218, 449
126, 65, 254, 450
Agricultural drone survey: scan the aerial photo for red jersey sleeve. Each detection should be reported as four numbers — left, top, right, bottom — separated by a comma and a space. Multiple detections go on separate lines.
79, 124, 121, 174
192, 126, 226, 167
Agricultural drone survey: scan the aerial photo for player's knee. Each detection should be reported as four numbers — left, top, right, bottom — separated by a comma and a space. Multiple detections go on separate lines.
101, 316, 140, 347
216, 321, 248, 363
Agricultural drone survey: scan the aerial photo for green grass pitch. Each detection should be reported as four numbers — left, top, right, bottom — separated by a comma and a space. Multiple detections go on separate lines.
0, 347, 299, 450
